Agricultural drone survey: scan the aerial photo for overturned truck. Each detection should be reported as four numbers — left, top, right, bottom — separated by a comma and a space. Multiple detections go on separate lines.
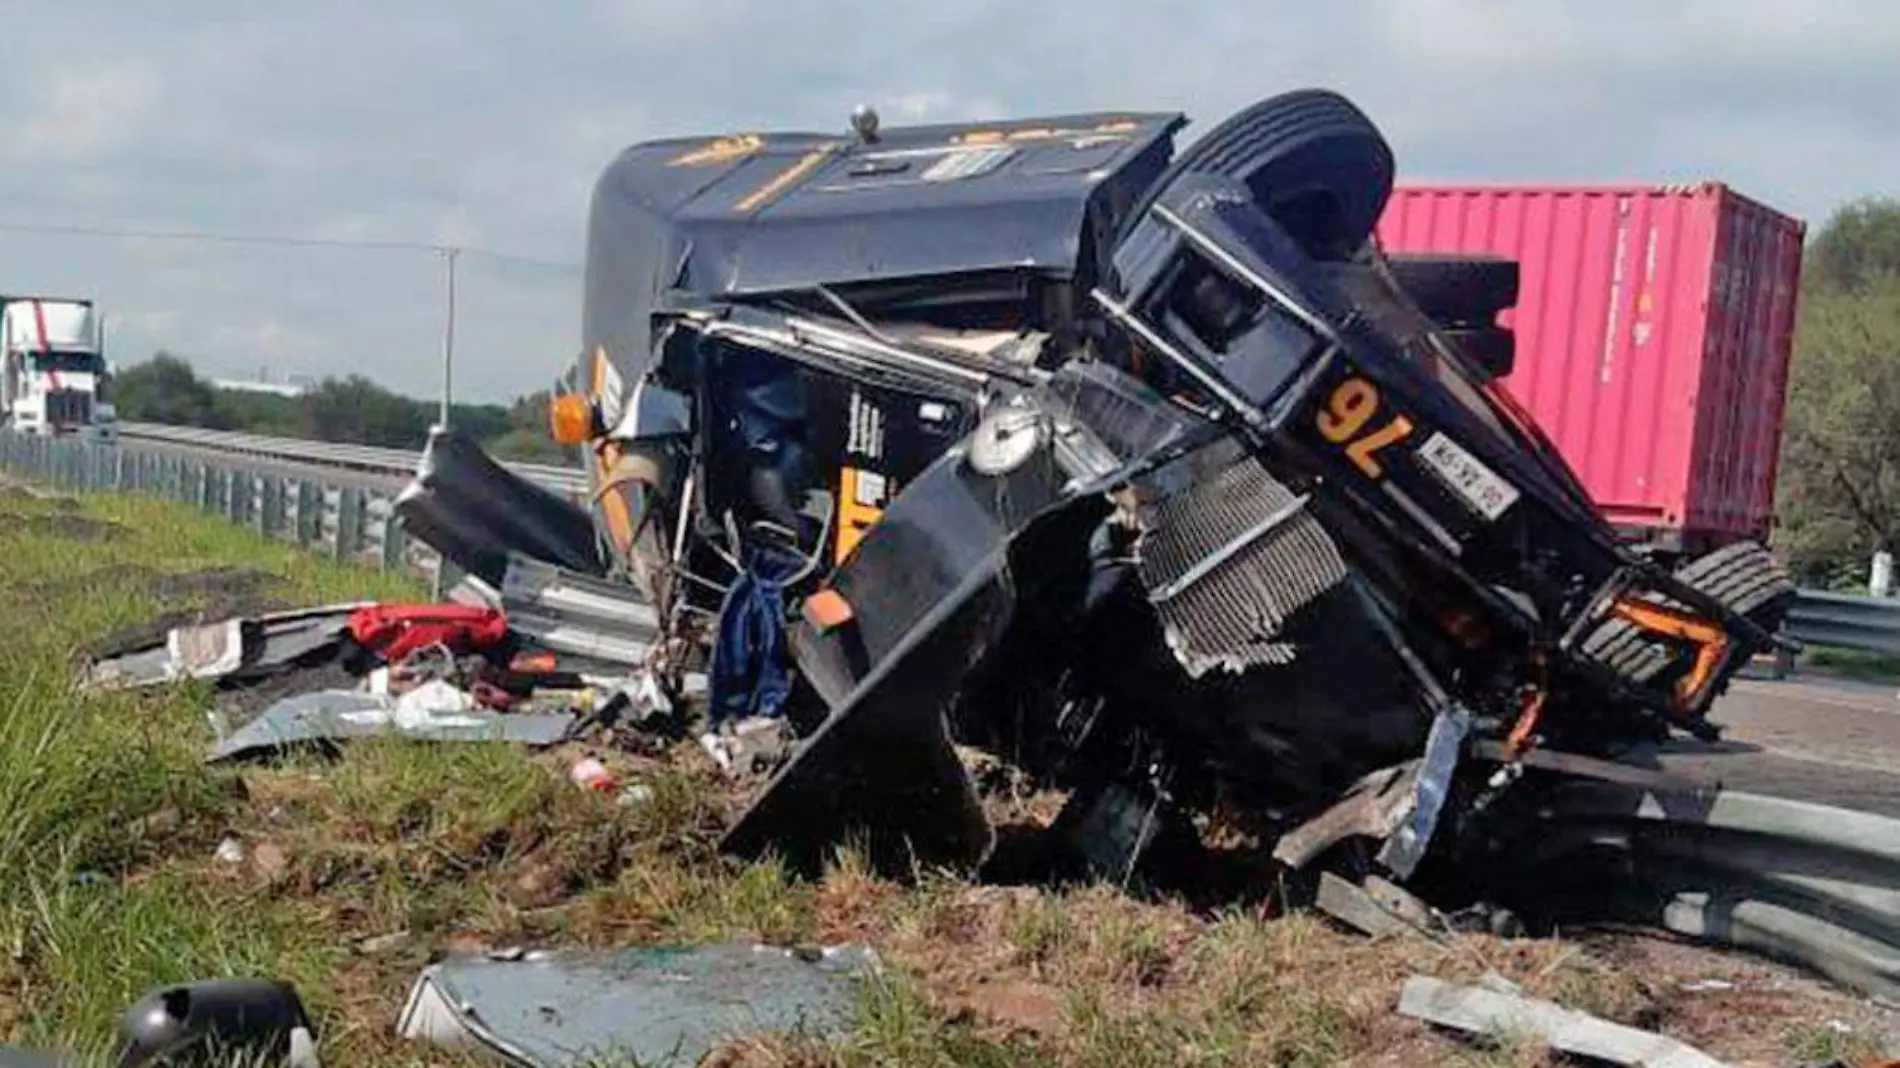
403, 89, 1851, 981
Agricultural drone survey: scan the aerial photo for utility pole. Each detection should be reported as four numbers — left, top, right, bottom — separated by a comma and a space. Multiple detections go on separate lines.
438, 246, 460, 428
430, 245, 461, 603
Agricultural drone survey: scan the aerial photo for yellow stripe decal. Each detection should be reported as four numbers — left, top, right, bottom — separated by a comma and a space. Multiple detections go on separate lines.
734, 147, 835, 214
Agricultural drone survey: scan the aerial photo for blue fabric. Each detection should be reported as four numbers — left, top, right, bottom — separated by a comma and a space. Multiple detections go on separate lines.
709, 540, 802, 726
704, 344, 811, 727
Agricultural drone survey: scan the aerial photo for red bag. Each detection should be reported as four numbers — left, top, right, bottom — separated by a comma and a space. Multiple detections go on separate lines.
347, 604, 509, 664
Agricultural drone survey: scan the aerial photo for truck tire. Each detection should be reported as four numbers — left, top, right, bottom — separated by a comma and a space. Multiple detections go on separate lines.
1128, 88, 1395, 261
1581, 540, 1795, 688
1440, 326, 1515, 381
1389, 254, 1520, 325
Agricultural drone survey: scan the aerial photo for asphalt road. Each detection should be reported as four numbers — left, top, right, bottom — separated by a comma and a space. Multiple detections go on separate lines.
1653, 672, 1900, 817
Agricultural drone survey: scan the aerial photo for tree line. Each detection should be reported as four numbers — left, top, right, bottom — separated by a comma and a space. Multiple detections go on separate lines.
1775, 196, 1900, 588
106, 354, 576, 467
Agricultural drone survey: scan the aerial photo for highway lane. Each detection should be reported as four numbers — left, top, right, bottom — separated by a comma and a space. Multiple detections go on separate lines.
1638, 673, 1900, 817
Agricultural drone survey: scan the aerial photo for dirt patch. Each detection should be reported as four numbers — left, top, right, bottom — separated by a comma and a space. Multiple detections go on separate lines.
0, 513, 118, 541
942, 976, 1067, 1038
1574, 929, 1897, 1063
85, 566, 294, 661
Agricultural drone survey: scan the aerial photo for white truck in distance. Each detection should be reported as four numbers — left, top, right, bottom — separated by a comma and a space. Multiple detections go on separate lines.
1, 296, 117, 441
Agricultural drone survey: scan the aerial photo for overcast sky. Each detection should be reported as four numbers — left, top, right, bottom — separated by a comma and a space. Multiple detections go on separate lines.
0, 1, 1889, 403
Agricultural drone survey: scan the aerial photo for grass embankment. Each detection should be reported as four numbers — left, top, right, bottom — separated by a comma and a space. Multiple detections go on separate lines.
0, 484, 1886, 1066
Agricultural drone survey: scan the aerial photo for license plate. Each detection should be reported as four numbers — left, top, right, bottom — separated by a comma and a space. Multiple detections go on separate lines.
1416, 431, 1519, 521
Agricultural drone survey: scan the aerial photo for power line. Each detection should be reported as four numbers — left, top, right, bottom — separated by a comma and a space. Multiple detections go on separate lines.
0, 219, 580, 273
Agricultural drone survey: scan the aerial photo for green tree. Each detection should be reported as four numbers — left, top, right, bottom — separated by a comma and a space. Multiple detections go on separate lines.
296, 375, 432, 448
1809, 196, 1900, 293
1776, 273, 1900, 582
110, 352, 227, 428
1775, 198, 1900, 586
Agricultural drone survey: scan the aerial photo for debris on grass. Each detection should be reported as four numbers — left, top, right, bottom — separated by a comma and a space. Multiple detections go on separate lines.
395, 942, 877, 1066
6, 487, 1900, 1065
1397, 974, 1731, 1068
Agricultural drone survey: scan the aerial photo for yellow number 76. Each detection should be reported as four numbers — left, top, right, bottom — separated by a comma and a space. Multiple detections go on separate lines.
1315, 376, 1414, 479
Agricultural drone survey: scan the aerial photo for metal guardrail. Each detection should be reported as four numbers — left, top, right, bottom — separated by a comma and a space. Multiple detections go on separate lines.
116, 421, 588, 494
1782, 588, 1900, 659
0, 426, 588, 581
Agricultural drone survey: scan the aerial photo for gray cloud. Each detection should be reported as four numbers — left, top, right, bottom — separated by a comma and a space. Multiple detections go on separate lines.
0, 1, 1888, 402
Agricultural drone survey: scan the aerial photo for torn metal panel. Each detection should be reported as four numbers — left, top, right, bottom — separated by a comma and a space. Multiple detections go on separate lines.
207, 691, 576, 762
83, 604, 369, 692
724, 422, 1097, 875
1272, 761, 1420, 870
397, 943, 875, 1067
502, 553, 660, 633
395, 427, 604, 588
499, 552, 663, 669
1376, 701, 1472, 879
1396, 975, 1728, 1068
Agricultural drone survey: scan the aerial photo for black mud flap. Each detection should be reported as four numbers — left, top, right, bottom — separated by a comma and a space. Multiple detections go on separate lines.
394, 427, 604, 587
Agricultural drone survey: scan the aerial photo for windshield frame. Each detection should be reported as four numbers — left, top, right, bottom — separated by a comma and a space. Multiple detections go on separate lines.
1094, 186, 1345, 430
29, 350, 104, 376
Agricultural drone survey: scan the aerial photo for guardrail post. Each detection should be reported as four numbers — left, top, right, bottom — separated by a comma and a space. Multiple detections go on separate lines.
335, 485, 363, 563
295, 481, 320, 547
258, 476, 284, 540
377, 496, 407, 571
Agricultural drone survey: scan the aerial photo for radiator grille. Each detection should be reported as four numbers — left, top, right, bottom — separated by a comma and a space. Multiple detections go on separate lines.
44, 389, 93, 426
1133, 447, 1348, 677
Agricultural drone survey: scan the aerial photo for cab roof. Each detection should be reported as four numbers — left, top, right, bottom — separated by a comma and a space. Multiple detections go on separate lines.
586, 110, 1186, 299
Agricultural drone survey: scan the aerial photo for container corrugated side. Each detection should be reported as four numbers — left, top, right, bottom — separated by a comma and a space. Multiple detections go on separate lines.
1376, 182, 1803, 548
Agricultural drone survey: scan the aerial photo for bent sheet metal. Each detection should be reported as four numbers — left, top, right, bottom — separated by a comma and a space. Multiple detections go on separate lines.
397, 943, 876, 1067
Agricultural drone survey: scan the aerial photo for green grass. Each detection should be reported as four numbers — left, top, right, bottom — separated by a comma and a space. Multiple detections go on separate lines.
1804, 645, 1900, 682
0, 483, 1884, 1066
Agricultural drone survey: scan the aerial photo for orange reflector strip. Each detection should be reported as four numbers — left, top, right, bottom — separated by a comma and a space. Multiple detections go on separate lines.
803, 589, 854, 632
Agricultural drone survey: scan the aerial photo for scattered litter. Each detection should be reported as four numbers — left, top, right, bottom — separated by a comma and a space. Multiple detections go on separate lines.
1396, 974, 1729, 1068
396, 942, 876, 1067
617, 784, 656, 807
207, 691, 577, 762
358, 931, 413, 956
567, 755, 617, 793
214, 838, 246, 865
698, 715, 794, 778
1677, 978, 1738, 993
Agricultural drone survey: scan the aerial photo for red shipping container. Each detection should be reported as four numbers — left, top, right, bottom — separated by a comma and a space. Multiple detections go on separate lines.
1376, 182, 1805, 554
